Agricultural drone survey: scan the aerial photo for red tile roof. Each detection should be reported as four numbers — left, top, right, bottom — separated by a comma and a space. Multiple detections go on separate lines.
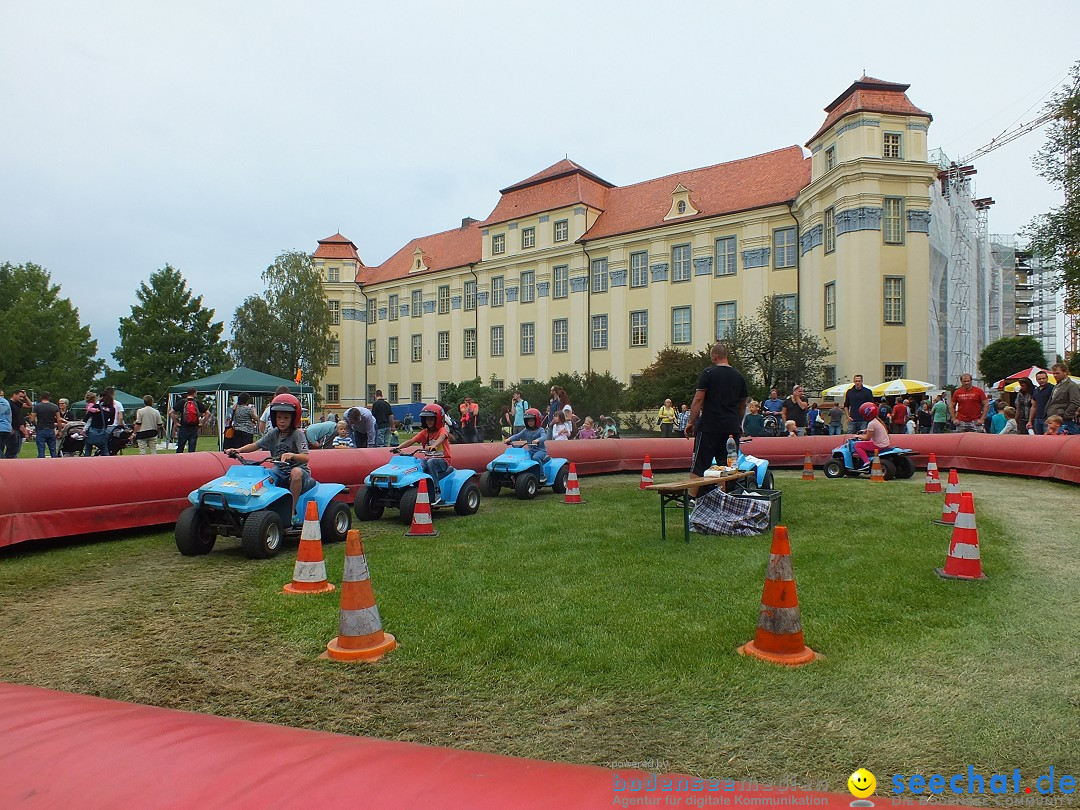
499, 159, 614, 194
484, 162, 612, 227
313, 232, 363, 262
581, 147, 810, 242
807, 75, 931, 146
357, 221, 482, 286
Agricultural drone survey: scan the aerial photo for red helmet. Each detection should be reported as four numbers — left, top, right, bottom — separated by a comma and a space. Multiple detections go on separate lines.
523, 408, 542, 428
859, 402, 879, 421
269, 393, 302, 430
418, 402, 445, 431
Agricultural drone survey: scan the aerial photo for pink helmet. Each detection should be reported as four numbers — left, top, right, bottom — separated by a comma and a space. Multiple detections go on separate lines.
859, 402, 879, 421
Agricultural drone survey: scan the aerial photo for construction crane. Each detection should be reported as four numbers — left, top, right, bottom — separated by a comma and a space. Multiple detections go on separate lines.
956, 109, 1057, 165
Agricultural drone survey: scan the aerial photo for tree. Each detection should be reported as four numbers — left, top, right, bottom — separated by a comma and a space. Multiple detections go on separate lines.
625, 347, 712, 410
111, 264, 228, 398
229, 251, 335, 392
0, 261, 103, 397
1025, 62, 1080, 311
722, 296, 833, 399
978, 335, 1049, 386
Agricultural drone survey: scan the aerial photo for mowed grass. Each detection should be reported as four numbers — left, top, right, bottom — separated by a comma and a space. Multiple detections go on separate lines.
1, 470, 1077, 787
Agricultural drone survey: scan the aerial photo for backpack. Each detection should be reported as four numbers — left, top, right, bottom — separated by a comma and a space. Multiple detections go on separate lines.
183, 398, 200, 426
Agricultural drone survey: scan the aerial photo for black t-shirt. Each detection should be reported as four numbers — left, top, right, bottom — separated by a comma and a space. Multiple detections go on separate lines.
371, 399, 393, 428
8, 398, 25, 428
33, 401, 60, 430
843, 385, 875, 416
1032, 385, 1054, 420
782, 397, 808, 428
695, 364, 749, 433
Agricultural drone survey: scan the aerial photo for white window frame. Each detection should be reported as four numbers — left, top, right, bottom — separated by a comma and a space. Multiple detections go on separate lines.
327, 266, 340, 283
366, 338, 376, 365
491, 325, 504, 357
411, 289, 423, 318
437, 285, 450, 314
825, 146, 836, 171
411, 382, 422, 403
554, 219, 569, 242
884, 276, 905, 324
630, 251, 649, 288
630, 310, 648, 347
329, 340, 340, 366
492, 233, 505, 255
671, 244, 691, 282
883, 197, 905, 245
521, 226, 535, 249
366, 298, 376, 324
824, 282, 836, 330
553, 318, 568, 353
777, 294, 798, 326
411, 333, 422, 362
884, 363, 906, 380
388, 383, 398, 403
437, 330, 450, 360
773, 227, 796, 269
520, 270, 535, 303
824, 207, 836, 254
883, 132, 903, 160
366, 384, 376, 403
591, 314, 608, 350
388, 293, 399, 321
591, 257, 608, 293
388, 336, 399, 364
463, 328, 476, 359
491, 276, 504, 307
464, 280, 476, 311
326, 384, 339, 403
714, 302, 737, 341
553, 265, 568, 299
672, 306, 692, 344
329, 299, 340, 325
520, 322, 535, 355
715, 236, 737, 276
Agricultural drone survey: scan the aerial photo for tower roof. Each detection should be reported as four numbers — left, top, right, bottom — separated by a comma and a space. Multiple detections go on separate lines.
807, 75, 932, 145
313, 232, 363, 262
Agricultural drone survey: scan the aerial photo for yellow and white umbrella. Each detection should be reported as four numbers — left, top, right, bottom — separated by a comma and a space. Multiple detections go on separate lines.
821, 382, 865, 398
871, 379, 935, 397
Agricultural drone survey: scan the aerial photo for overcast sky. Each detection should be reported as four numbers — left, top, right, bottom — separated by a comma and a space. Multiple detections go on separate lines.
2, 1, 1075, 362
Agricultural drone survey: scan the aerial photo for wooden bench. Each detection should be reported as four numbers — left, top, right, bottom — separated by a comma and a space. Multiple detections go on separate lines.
646, 471, 756, 543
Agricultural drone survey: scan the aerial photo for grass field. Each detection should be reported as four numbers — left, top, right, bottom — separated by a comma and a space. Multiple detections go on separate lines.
1, 469, 1077, 789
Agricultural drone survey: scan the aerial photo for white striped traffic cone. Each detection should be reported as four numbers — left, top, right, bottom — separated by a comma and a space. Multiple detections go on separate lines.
869, 451, 885, 483
322, 529, 397, 662
563, 462, 583, 504
933, 469, 961, 525
405, 478, 438, 537
935, 492, 987, 580
640, 455, 654, 489
801, 453, 815, 481
924, 453, 942, 494
282, 501, 335, 595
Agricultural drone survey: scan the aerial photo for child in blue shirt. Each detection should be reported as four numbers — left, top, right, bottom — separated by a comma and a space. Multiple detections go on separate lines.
505, 408, 548, 467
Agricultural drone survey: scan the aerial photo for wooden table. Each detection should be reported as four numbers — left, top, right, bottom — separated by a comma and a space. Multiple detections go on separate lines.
646, 471, 756, 543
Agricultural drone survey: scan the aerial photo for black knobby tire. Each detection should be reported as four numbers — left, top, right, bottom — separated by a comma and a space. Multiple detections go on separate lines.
454, 482, 481, 516
241, 510, 284, 559
479, 471, 501, 497
175, 506, 216, 556
894, 455, 916, 480
551, 465, 570, 494
760, 470, 775, 490
879, 458, 897, 481
354, 485, 385, 521
398, 487, 419, 526
515, 472, 539, 500
321, 501, 351, 543
823, 459, 845, 479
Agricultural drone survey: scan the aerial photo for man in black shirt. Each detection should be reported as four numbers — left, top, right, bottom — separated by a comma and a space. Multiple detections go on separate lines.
686, 343, 749, 479
32, 390, 61, 458
3, 389, 31, 459
371, 389, 394, 447
842, 375, 875, 434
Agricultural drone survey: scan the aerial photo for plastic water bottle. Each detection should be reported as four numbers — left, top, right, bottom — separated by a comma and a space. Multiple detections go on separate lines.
726, 437, 738, 468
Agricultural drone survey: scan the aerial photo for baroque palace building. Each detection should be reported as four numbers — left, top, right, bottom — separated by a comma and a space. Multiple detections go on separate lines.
318, 76, 938, 409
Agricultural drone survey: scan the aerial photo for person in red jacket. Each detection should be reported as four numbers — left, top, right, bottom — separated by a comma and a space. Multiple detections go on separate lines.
889, 398, 909, 435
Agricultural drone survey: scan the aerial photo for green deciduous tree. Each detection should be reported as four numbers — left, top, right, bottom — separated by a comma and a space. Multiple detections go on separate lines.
0, 261, 103, 397
111, 264, 228, 398
1025, 62, 1080, 311
625, 347, 712, 410
978, 335, 1049, 386
229, 250, 335, 392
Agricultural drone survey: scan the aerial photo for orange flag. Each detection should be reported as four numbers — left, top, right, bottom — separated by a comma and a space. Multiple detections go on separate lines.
294, 368, 303, 384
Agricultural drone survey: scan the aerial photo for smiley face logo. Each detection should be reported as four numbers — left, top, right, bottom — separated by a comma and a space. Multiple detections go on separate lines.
848, 768, 876, 798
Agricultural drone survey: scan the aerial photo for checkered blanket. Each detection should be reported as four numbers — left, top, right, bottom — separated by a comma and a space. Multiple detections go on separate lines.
690, 487, 771, 537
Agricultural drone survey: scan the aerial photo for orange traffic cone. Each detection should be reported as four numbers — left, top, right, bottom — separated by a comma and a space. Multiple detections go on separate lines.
322, 529, 398, 662
738, 526, 818, 667
563, 462, 583, 504
923, 453, 942, 494
640, 454, 654, 489
933, 469, 961, 525
405, 478, 438, 537
801, 452, 815, 481
869, 451, 885, 483
935, 492, 987, 580
282, 501, 335, 595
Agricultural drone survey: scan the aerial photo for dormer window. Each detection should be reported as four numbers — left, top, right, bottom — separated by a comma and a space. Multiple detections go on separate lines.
492, 233, 506, 255
664, 183, 699, 221
411, 247, 427, 273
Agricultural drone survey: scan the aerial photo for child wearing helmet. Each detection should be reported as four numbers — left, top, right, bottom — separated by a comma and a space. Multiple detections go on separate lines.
395, 403, 452, 499
227, 393, 312, 520
505, 408, 548, 467
853, 400, 891, 471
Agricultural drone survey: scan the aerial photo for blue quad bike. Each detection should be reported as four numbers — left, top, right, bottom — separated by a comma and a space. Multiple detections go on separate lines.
480, 442, 570, 500
354, 447, 481, 525
175, 455, 352, 559
823, 438, 916, 480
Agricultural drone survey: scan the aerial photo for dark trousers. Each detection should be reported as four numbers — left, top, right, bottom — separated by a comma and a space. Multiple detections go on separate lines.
36, 428, 57, 458
176, 426, 199, 453
691, 431, 740, 477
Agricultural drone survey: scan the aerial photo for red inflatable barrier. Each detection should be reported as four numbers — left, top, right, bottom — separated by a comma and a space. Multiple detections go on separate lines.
1, 436, 1075, 550
0, 683, 903, 809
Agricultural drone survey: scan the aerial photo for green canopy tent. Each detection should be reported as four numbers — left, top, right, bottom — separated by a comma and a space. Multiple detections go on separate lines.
69, 389, 145, 416
167, 368, 315, 451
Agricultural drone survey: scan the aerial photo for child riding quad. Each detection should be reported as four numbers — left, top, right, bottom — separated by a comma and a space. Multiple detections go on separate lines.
353, 403, 481, 525
822, 401, 916, 480
175, 393, 351, 559
481, 408, 569, 499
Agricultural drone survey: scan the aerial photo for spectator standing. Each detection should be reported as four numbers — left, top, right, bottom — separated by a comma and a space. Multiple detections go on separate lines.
3, 389, 31, 458
686, 343, 749, 481
172, 387, 208, 453
510, 390, 529, 431
371, 390, 393, 447
0, 387, 11, 456
57, 398, 73, 424
762, 389, 784, 421
806, 402, 820, 433
499, 405, 512, 439
543, 386, 560, 429
828, 402, 845, 435
931, 394, 950, 433
1045, 363, 1080, 434
916, 401, 933, 434
576, 416, 598, 439
226, 393, 257, 450
103, 386, 125, 427
551, 411, 572, 440
84, 390, 116, 456
32, 391, 61, 458
133, 395, 163, 455
675, 403, 690, 433
344, 406, 377, 448
950, 374, 989, 433
990, 400, 1008, 433
889, 398, 909, 435
1013, 378, 1034, 431
842, 375, 875, 434
1028, 370, 1054, 436
332, 421, 355, 448
781, 385, 809, 436
657, 399, 676, 437
743, 401, 765, 437
459, 396, 479, 443
258, 386, 292, 433
1000, 406, 1019, 435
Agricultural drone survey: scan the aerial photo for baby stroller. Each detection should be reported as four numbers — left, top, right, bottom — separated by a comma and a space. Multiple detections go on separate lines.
760, 414, 782, 437
58, 421, 88, 457
84, 425, 134, 456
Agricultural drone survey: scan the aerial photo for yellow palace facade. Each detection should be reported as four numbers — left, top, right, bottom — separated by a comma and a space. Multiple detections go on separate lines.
318, 76, 938, 408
